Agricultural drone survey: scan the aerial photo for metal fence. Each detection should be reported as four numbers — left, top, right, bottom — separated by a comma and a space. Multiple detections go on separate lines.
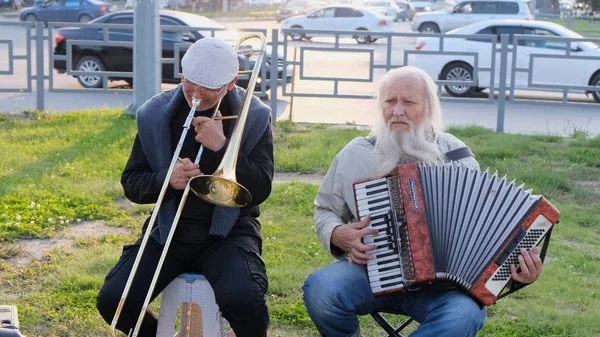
0, 20, 599, 133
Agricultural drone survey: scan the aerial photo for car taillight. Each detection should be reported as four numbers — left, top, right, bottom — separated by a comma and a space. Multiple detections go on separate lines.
55, 34, 64, 45
416, 42, 426, 50
378, 20, 387, 26
99, 5, 106, 13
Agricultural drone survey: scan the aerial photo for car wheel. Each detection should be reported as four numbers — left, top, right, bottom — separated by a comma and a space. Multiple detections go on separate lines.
419, 23, 440, 33
441, 62, 475, 97
289, 25, 304, 41
354, 28, 370, 44
591, 72, 600, 103
25, 14, 36, 23
75, 55, 105, 88
78, 14, 92, 23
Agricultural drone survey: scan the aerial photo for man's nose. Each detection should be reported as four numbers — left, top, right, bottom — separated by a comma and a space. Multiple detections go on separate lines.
392, 104, 405, 116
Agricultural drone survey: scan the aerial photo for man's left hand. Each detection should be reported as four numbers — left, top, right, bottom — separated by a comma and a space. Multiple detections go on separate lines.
510, 246, 542, 284
192, 114, 227, 152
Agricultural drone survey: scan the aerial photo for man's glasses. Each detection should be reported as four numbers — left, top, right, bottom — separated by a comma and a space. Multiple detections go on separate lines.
182, 78, 226, 100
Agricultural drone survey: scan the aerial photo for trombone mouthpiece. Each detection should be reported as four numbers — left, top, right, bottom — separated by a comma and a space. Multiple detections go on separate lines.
192, 98, 201, 107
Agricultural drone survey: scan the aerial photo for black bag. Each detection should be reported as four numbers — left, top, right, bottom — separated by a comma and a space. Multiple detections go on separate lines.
0, 305, 22, 337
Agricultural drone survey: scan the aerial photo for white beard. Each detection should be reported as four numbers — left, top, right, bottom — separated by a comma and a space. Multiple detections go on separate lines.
372, 117, 444, 177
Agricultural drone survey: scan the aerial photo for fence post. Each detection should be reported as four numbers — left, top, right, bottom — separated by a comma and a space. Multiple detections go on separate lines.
270, 29, 278, 123
496, 34, 508, 133
127, 0, 160, 115
35, 21, 44, 112
566, 10, 572, 29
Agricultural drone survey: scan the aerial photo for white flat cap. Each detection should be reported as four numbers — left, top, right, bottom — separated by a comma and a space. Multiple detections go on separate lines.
182, 37, 239, 90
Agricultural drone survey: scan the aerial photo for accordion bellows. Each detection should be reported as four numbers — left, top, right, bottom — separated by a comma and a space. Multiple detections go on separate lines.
352, 162, 560, 306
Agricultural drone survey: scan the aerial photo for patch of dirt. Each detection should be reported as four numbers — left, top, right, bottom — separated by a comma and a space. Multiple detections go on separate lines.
273, 173, 324, 185
575, 181, 600, 197
4, 221, 130, 268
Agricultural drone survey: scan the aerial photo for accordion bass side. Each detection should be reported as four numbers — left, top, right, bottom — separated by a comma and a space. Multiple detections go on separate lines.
352, 162, 560, 306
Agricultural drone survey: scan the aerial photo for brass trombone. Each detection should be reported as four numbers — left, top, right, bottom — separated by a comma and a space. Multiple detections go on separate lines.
110, 32, 268, 337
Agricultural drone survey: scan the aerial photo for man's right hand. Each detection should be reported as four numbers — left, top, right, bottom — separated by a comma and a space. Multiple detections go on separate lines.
169, 158, 201, 190
331, 216, 378, 265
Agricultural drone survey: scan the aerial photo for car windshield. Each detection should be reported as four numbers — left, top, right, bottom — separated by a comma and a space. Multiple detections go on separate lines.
87, 0, 104, 4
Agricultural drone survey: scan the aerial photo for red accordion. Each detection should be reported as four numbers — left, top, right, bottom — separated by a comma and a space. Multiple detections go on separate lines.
352, 162, 560, 306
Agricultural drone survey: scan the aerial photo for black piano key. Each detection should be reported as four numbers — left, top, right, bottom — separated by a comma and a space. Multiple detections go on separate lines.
381, 280, 404, 288
374, 236, 393, 243
375, 251, 397, 259
378, 265, 400, 273
367, 196, 390, 205
365, 180, 388, 189
367, 187, 388, 196
380, 274, 403, 282
368, 204, 390, 212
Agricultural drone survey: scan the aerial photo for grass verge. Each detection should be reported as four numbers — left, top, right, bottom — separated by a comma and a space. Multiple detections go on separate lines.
0, 109, 599, 336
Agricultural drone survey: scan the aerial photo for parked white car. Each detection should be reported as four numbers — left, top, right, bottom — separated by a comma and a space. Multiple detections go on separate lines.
362, 0, 401, 21
411, 0, 533, 33
409, 20, 600, 102
281, 5, 393, 44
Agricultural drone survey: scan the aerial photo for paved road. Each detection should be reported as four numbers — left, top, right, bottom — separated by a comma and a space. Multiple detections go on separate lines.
0, 17, 598, 137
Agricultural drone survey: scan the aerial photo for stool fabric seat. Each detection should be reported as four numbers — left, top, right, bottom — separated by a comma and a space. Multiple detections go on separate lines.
156, 273, 234, 337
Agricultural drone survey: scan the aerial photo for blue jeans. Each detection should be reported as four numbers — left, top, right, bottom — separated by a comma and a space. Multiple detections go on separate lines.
302, 260, 486, 337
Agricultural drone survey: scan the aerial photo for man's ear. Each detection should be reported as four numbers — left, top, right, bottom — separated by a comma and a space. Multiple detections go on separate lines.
227, 77, 237, 91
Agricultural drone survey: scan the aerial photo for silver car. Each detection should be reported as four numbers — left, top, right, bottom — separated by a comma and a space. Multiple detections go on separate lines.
411, 0, 533, 33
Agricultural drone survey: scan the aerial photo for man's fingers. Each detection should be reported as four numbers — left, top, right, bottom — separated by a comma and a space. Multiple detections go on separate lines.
531, 250, 543, 274
510, 264, 524, 283
520, 249, 537, 275
192, 116, 210, 127
351, 254, 368, 265
517, 255, 530, 279
353, 216, 371, 229
357, 243, 377, 253
351, 248, 372, 263
361, 227, 380, 237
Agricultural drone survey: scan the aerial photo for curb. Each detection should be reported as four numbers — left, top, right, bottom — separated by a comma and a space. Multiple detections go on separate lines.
0, 13, 19, 19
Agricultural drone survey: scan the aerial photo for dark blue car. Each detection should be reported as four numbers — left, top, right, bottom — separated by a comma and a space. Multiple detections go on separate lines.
19, 0, 111, 23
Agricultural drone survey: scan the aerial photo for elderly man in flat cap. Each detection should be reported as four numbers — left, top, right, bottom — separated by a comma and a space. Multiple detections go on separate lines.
96, 37, 273, 337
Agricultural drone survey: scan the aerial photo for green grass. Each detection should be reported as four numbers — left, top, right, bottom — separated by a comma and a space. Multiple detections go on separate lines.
1, 110, 599, 336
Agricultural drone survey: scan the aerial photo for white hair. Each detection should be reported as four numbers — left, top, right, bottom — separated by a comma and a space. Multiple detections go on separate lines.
370, 66, 445, 176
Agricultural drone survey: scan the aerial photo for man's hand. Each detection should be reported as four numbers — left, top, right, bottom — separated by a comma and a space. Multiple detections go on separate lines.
169, 158, 201, 190
510, 246, 543, 284
192, 112, 227, 152
331, 216, 379, 265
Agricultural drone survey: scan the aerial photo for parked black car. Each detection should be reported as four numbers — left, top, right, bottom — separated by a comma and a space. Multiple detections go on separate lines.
20, 0, 112, 23
53, 10, 292, 90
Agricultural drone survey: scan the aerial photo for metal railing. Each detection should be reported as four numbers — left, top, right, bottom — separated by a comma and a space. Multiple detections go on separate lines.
1, 21, 598, 133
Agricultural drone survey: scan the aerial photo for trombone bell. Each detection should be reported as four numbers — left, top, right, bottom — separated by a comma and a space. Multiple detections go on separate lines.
189, 175, 251, 208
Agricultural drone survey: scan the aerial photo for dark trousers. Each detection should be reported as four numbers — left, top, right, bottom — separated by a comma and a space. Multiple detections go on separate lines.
96, 234, 269, 337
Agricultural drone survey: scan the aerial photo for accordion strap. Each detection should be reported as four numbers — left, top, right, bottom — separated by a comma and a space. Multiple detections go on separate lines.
364, 136, 474, 162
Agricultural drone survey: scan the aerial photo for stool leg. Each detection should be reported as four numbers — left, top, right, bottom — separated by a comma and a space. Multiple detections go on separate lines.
176, 302, 203, 337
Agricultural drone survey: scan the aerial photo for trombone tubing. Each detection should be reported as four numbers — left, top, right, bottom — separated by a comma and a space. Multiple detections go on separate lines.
109, 97, 202, 337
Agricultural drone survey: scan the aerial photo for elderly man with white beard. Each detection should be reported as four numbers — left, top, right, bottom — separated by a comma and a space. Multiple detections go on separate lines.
302, 66, 543, 337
